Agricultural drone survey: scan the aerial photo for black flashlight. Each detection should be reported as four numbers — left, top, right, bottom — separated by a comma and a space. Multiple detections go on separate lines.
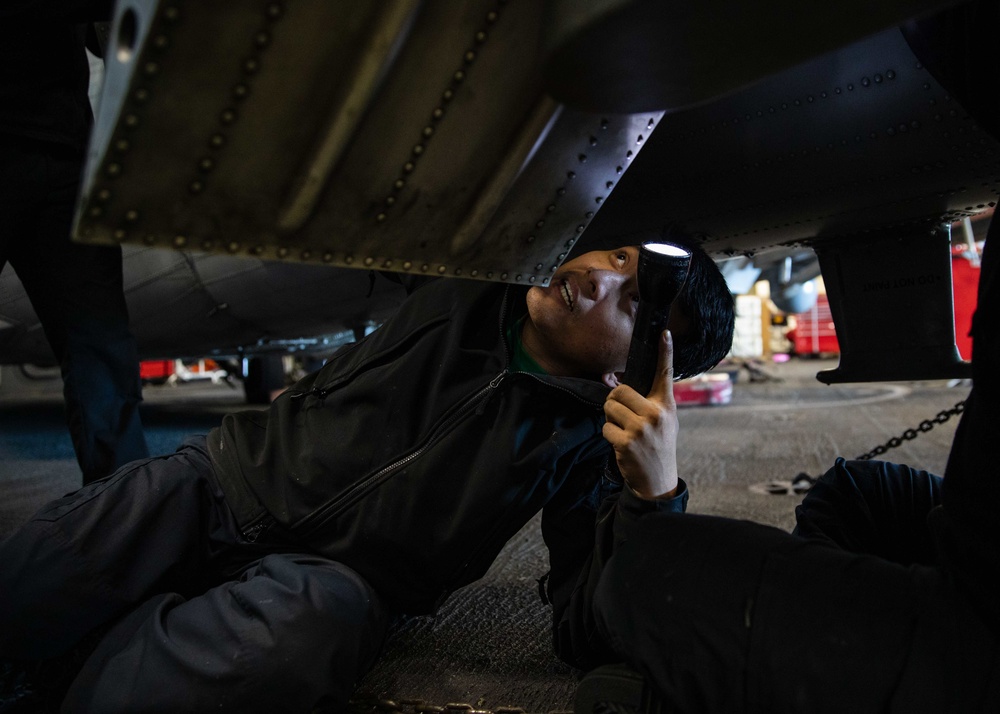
621, 242, 692, 396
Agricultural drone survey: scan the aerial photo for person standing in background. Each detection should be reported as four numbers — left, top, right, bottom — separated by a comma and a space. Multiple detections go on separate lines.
0, 0, 149, 482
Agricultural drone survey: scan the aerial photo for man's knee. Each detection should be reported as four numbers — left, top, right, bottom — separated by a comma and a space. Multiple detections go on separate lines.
64, 558, 390, 712
809, 457, 885, 493
795, 458, 943, 561
803, 458, 941, 505
246, 555, 389, 672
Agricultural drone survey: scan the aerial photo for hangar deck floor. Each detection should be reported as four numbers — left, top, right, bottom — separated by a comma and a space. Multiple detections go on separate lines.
0, 357, 969, 713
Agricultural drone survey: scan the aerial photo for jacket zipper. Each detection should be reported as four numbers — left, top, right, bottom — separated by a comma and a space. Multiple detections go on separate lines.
297, 286, 604, 536
298, 289, 517, 532
241, 513, 275, 542
435, 372, 603, 603
297, 370, 508, 536
431, 291, 605, 600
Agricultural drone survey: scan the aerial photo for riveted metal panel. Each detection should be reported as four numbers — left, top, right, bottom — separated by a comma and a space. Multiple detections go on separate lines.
583, 27, 1000, 258
74, 0, 661, 285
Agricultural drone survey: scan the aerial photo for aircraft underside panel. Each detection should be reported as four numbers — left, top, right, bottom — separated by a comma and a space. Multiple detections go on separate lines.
30, 0, 998, 381
582, 25, 1000, 258
0, 245, 410, 366
74, 0, 662, 287
76, 1, 1000, 273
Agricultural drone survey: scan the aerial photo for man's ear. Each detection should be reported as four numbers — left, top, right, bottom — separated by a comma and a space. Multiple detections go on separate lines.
602, 371, 623, 389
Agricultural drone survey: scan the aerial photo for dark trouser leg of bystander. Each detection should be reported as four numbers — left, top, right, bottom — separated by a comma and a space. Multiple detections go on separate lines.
0, 139, 148, 484
57, 242, 149, 483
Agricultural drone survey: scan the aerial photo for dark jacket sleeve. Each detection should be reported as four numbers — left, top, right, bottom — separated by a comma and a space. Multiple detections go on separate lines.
542, 460, 689, 670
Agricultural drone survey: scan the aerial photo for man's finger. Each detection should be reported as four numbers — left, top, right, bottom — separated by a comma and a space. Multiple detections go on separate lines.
646, 330, 676, 406
604, 398, 639, 432
601, 419, 627, 448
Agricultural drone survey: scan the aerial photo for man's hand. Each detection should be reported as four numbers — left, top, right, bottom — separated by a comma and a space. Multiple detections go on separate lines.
602, 330, 680, 500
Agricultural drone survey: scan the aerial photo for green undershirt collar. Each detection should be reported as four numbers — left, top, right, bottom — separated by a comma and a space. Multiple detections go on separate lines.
507, 316, 547, 375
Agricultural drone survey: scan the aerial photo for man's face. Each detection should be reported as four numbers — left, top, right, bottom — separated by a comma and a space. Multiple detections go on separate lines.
523, 246, 642, 382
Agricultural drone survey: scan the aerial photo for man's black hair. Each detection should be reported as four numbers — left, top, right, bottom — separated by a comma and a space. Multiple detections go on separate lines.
397, 228, 734, 379
584, 228, 734, 380
665, 232, 736, 380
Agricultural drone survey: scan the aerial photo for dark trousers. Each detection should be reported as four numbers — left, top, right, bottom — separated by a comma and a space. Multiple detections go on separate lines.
594, 461, 998, 713
0, 437, 389, 712
0, 136, 148, 482
592, 223, 1000, 711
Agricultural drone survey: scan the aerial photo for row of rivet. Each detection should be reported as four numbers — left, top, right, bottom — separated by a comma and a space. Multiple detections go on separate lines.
189, 2, 283, 199
521, 115, 658, 275
120, 240, 555, 286
684, 67, 980, 174
101, 3, 285, 245
715, 181, 999, 242
131, 228, 562, 287
363, 697, 532, 714
714, 186, 950, 241
678, 156, 987, 240
375, 2, 505, 225
729, 131, 996, 199
83, 2, 630, 285
714, 99, 976, 178
717, 190, 993, 242
86, 3, 188, 234
713, 122, 974, 182
691, 67, 902, 139
691, 85, 947, 185
719, 122, 929, 177
76, 3, 527, 282
717, 214, 943, 253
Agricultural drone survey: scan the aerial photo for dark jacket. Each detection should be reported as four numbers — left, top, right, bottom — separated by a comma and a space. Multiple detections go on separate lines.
209, 277, 687, 667
0, 1, 112, 151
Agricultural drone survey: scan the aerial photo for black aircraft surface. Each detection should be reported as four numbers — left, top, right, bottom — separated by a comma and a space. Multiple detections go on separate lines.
1, 0, 997, 390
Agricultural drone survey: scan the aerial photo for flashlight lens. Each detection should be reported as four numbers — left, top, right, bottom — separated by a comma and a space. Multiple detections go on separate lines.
643, 242, 690, 257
